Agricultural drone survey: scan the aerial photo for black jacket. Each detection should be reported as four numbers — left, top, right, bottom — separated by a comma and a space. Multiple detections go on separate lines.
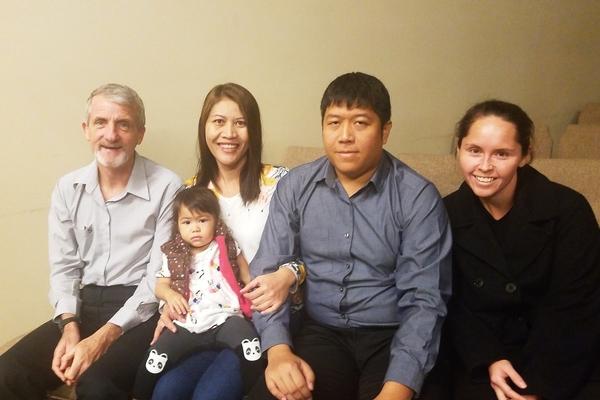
444, 165, 600, 400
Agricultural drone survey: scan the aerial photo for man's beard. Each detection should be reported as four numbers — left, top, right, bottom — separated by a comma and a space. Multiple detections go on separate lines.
95, 148, 130, 169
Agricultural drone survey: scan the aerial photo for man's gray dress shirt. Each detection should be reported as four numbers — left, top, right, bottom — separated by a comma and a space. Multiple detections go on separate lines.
48, 154, 182, 332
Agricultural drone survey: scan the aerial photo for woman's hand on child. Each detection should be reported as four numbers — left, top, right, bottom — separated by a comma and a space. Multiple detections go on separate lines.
488, 359, 532, 400
241, 268, 296, 314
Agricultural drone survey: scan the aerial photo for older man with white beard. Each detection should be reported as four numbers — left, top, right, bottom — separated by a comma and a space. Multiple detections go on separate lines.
0, 84, 182, 400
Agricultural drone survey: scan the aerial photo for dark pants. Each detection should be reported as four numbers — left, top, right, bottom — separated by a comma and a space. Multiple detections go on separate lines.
0, 285, 158, 400
248, 319, 395, 400
417, 348, 600, 400
448, 363, 600, 400
133, 316, 263, 400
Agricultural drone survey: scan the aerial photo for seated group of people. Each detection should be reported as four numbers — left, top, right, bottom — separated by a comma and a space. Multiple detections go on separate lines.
0, 72, 598, 400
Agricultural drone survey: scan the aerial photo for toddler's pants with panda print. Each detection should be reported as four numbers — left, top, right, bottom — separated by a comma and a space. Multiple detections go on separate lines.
132, 316, 263, 400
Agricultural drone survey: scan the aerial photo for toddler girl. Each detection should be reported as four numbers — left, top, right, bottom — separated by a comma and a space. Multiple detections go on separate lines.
133, 186, 261, 399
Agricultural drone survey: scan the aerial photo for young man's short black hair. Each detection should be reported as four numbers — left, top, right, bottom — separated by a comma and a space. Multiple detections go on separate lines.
320, 72, 391, 125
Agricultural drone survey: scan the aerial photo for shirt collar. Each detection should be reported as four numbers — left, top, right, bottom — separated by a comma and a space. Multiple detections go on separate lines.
323, 160, 337, 188
321, 151, 391, 192
76, 160, 100, 194
74, 153, 150, 200
126, 153, 150, 200
370, 151, 391, 191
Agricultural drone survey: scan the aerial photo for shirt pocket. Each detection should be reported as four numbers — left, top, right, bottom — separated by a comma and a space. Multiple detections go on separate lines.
73, 223, 94, 259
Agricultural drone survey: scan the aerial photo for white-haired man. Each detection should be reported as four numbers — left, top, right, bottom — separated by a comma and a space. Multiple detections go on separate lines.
0, 84, 182, 399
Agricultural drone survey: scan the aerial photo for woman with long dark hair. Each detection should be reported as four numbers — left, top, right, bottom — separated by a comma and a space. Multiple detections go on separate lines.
152, 83, 300, 400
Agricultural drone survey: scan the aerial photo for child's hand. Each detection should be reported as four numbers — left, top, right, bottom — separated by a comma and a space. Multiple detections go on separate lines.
164, 291, 191, 317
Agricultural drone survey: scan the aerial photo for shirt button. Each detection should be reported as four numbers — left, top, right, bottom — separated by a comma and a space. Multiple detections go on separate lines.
472, 278, 484, 288
339, 287, 344, 292
505, 282, 518, 294
341, 313, 346, 318
344, 233, 350, 239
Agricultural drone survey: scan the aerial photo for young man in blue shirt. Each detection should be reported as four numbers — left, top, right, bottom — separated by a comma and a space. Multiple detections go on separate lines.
249, 72, 452, 400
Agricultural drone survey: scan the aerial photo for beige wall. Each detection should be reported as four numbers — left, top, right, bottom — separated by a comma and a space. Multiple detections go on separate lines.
1, 0, 599, 343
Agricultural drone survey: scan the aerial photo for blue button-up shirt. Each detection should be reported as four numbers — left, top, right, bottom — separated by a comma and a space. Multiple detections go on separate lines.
250, 151, 452, 392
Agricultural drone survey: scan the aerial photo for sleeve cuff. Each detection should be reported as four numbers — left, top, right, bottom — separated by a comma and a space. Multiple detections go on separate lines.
109, 302, 157, 333
52, 296, 81, 321
384, 352, 425, 395
258, 321, 293, 351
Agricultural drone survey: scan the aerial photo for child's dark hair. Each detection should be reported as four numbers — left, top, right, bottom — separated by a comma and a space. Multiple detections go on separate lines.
172, 186, 239, 275
171, 186, 220, 237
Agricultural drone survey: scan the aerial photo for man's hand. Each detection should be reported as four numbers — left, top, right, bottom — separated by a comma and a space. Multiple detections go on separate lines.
62, 323, 122, 385
373, 381, 414, 400
51, 319, 81, 383
241, 268, 296, 314
488, 359, 532, 400
265, 344, 314, 400
151, 308, 184, 345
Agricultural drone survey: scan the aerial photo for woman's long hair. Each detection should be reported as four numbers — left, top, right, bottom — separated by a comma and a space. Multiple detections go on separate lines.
195, 83, 263, 204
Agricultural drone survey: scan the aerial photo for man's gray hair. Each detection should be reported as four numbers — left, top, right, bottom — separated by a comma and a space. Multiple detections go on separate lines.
86, 83, 146, 128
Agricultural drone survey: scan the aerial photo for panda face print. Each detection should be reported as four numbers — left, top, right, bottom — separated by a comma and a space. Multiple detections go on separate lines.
241, 337, 262, 361
145, 349, 168, 374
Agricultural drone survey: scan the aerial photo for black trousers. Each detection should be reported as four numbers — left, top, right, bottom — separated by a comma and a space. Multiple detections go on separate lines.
133, 315, 263, 399
248, 319, 395, 400
0, 285, 158, 400
417, 349, 600, 400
